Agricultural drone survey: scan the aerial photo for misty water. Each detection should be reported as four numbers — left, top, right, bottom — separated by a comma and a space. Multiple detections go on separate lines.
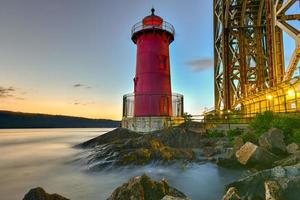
0, 128, 245, 200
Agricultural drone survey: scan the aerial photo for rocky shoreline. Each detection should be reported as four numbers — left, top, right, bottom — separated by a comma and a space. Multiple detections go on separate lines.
23, 125, 300, 200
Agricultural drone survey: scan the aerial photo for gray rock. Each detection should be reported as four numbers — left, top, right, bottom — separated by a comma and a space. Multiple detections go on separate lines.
215, 148, 243, 168
78, 127, 205, 169
274, 152, 300, 167
286, 143, 299, 154
225, 164, 300, 200
107, 174, 187, 200
161, 195, 190, 200
235, 142, 278, 168
23, 187, 69, 200
258, 128, 286, 154
222, 187, 241, 200
264, 180, 283, 200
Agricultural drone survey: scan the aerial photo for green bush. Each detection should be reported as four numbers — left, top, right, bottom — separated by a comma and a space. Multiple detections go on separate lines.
183, 112, 192, 129
271, 114, 300, 136
241, 132, 258, 144
207, 129, 224, 138
226, 128, 243, 138
250, 111, 274, 134
287, 129, 300, 144
250, 111, 300, 143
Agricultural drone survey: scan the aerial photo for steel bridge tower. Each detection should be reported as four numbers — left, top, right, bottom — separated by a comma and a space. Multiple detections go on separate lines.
214, 0, 300, 113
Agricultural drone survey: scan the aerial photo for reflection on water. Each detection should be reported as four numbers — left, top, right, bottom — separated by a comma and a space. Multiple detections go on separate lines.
0, 129, 244, 200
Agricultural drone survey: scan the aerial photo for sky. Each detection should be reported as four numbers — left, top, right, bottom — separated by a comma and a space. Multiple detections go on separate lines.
0, 0, 298, 120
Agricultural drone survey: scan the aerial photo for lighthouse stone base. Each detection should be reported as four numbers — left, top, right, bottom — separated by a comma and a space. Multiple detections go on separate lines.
122, 116, 175, 133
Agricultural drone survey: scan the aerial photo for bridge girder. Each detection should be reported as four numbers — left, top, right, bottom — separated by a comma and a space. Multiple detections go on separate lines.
214, 0, 300, 112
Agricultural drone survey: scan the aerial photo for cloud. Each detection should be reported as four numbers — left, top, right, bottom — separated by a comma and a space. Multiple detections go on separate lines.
0, 86, 16, 98
186, 58, 214, 72
73, 100, 95, 106
73, 83, 91, 89
0, 86, 26, 100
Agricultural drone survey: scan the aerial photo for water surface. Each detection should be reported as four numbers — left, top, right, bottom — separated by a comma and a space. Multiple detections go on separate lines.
0, 128, 244, 200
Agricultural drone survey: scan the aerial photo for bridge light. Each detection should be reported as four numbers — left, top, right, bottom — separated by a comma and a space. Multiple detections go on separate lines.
287, 89, 295, 97
266, 94, 273, 100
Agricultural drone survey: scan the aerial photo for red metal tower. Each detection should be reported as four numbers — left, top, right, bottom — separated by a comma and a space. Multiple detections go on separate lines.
122, 9, 183, 132
131, 8, 175, 117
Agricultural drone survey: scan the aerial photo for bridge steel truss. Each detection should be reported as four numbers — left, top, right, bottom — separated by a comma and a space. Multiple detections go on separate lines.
214, 0, 300, 113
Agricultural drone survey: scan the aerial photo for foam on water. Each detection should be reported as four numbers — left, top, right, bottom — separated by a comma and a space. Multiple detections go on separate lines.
0, 128, 243, 200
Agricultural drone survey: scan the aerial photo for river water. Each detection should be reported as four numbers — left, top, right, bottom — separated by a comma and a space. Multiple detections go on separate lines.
0, 128, 244, 200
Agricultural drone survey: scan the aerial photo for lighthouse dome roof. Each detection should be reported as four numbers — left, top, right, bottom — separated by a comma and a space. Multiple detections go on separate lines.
142, 8, 163, 26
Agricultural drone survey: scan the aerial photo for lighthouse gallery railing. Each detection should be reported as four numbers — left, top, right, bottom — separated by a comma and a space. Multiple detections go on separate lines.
122, 93, 183, 118
131, 21, 175, 37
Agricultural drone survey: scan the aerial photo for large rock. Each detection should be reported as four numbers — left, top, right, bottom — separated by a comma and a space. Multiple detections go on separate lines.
274, 152, 300, 167
215, 148, 243, 169
77, 127, 205, 169
222, 187, 241, 200
23, 187, 69, 200
77, 128, 141, 148
235, 142, 278, 168
225, 164, 300, 200
161, 195, 190, 200
258, 128, 286, 154
286, 143, 299, 154
107, 174, 188, 200
264, 180, 283, 200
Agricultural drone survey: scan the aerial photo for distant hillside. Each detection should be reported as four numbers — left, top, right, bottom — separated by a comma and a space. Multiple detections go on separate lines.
0, 110, 120, 128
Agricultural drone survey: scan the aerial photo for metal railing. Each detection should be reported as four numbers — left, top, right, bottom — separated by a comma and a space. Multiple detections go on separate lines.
200, 109, 300, 126
122, 93, 183, 118
242, 77, 300, 115
131, 21, 175, 37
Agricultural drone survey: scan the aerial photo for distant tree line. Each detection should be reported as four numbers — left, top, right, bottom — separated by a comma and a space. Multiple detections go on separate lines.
0, 110, 120, 128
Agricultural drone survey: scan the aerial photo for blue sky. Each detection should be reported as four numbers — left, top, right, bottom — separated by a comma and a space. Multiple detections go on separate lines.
0, 0, 298, 119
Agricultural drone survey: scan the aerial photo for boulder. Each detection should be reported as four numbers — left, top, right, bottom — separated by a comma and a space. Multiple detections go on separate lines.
107, 174, 188, 200
161, 195, 190, 200
77, 127, 206, 169
202, 146, 216, 157
225, 164, 300, 200
214, 138, 231, 153
274, 152, 300, 167
235, 142, 278, 168
23, 187, 69, 200
222, 187, 241, 200
77, 128, 141, 148
286, 143, 299, 154
215, 148, 243, 169
264, 180, 283, 200
258, 128, 286, 154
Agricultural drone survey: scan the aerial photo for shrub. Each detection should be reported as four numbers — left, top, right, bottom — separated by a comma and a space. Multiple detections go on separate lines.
241, 132, 258, 144
250, 111, 274, 135
207, 129, 224, 138
287, 129, 300, 144
250, 111, 300, 143
183, 112, 192, 129
271, 114, 300, 136
226, 128, 243, 138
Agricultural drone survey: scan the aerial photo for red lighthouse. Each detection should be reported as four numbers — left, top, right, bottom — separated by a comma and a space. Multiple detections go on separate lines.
132, 8, 174, 117
122, 9, 183, 132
